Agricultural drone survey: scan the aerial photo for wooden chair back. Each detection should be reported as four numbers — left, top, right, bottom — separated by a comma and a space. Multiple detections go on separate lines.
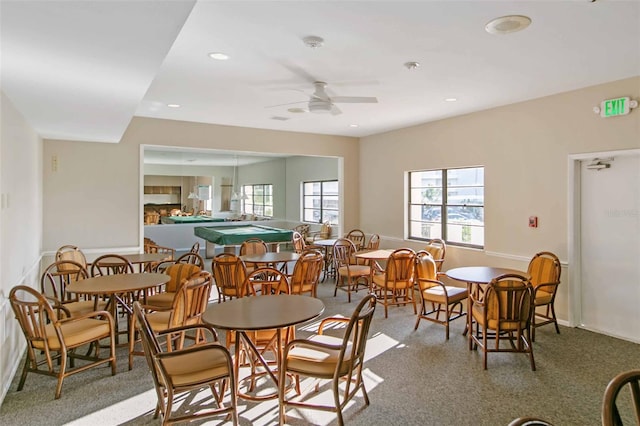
245, 268, 290, 296
382, 248, 417, 290
175, 252, 205, 268
40, 260, 89, 303
240, 238, 268, 255
602, 369, 640, 426
345, 229, 366, 250
332, 238, 357, 269
211, 253, 248, 301
292, 231, 306, 254
289, 250, 324, 297
367, 234, 381, 249
527, 251, 561, 289
90, 254, 134, 276
424, 238, 446, 271
168, 271, 212, 328
482, 274, 534, 331
164, 263, 202, 293
190, 242, 200, 254
55, 245, 88, 269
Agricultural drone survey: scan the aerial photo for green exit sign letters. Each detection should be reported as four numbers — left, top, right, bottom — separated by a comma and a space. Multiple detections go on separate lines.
600, 97, 630, 118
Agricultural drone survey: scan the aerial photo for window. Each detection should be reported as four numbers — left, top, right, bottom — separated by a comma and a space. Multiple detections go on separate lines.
408, 167, 484, 247
302, 180, 339, 225
242, 184, 273, 217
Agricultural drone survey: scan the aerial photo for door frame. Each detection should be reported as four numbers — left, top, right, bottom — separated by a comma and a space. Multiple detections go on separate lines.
568, 148, 640, 328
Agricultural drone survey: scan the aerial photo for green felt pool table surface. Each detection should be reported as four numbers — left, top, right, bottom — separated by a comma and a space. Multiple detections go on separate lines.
194, 224, 293, 245
161, 215, 225, 224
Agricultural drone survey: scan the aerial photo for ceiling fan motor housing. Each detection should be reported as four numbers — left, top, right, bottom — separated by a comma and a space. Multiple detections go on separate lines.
308, 99, 332, 113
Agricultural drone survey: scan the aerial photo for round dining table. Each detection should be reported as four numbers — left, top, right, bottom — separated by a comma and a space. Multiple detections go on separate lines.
309, 239, 339, 281
202, 294, 325, 400
67, 273, 169, 343
121, 252, 172, 272
240, 252, 300, 273
446, 266, 530, 348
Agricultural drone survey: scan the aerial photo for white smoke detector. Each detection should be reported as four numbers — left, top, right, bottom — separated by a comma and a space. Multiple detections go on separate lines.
303, 36, 324, 48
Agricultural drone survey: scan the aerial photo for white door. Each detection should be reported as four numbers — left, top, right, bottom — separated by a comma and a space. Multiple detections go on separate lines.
579, 154, 640, 342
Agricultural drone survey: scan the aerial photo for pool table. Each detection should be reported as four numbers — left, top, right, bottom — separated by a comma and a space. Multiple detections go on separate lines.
194, 224, 293, 257
161, 215, 225, 224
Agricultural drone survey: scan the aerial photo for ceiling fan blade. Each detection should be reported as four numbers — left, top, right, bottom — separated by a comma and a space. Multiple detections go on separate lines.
331, 96, 378, 104
330, 104, 342, 115
265, 100, 307, 109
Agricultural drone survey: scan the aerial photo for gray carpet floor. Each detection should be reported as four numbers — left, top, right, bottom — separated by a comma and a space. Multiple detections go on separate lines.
1, 278, 638, 426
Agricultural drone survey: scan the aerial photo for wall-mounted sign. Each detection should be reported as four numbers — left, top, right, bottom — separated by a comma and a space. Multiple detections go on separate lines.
593, 96, 638, 118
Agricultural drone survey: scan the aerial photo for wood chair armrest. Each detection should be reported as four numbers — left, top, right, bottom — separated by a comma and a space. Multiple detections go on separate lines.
284, 338, 343, 354
44, 296, 73, 319
57, 310, 114, 325
154, 341, 226, 359
156, 323, 219, 342
318, 316, 350, 334
533, 281, 560, 294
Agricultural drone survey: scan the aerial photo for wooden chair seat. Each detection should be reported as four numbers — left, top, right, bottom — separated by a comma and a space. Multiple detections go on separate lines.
157, 347, 231, 388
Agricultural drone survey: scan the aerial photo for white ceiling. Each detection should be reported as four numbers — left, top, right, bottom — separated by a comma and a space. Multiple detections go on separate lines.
2, 1, 639, 158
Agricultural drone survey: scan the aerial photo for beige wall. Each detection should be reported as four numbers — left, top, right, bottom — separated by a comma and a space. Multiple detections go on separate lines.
42, 117, 360, 253
359, 76, 640, 323
0, 91, 43, 402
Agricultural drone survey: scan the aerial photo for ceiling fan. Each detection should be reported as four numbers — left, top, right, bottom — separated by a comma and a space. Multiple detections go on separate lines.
267, 81, 378, 115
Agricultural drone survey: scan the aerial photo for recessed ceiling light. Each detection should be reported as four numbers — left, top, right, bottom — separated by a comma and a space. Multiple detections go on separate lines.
208, 52, 229, 60
287, 108, 307, 114
444, 98, 457, 102
349, 124, 359, 128
167, 104, 181, 108
302, 36, 324, 49
485, 15, 532, 35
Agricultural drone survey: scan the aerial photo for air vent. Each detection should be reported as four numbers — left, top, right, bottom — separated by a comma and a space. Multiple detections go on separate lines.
271, 116, 290, 121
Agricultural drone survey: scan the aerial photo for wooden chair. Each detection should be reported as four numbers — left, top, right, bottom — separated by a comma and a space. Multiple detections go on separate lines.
288, 249, 324, 297
292, 231, 306, 254
333, 238, 370, 303
211, 253, 248, 302
144, 263, 202, 310
40, 260, 107, 317
345, 229, 366, 250
414, 251, 468, 339
602, 369, 640, 426
240, 237, 269, 273
306, 221, 332, 244
9, 285, 116, 399
367, 233, 381, 249
423, 238, 446, 272
55, 244, 90, 269
293, 223, 310, 240
279, 293, 377, 426
129, 271, 213, 370
527, 251, 561, 341
143, 238, 175, 262
132, 301, 238, 425
90, 254, 134, 277
470, 273, 535, 370
174, 251, 205, 269
371, 248, 417, 318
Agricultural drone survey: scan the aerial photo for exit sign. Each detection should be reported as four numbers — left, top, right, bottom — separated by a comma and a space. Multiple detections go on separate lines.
600, 97, 630, 118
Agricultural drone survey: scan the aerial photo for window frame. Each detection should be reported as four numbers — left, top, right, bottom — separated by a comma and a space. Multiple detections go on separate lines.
241, 183, 274, 218
302, 179, 340, 225
407, 166, 485, 248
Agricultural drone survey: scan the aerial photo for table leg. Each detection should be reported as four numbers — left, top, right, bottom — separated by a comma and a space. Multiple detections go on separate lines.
234, 330, 281, 401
